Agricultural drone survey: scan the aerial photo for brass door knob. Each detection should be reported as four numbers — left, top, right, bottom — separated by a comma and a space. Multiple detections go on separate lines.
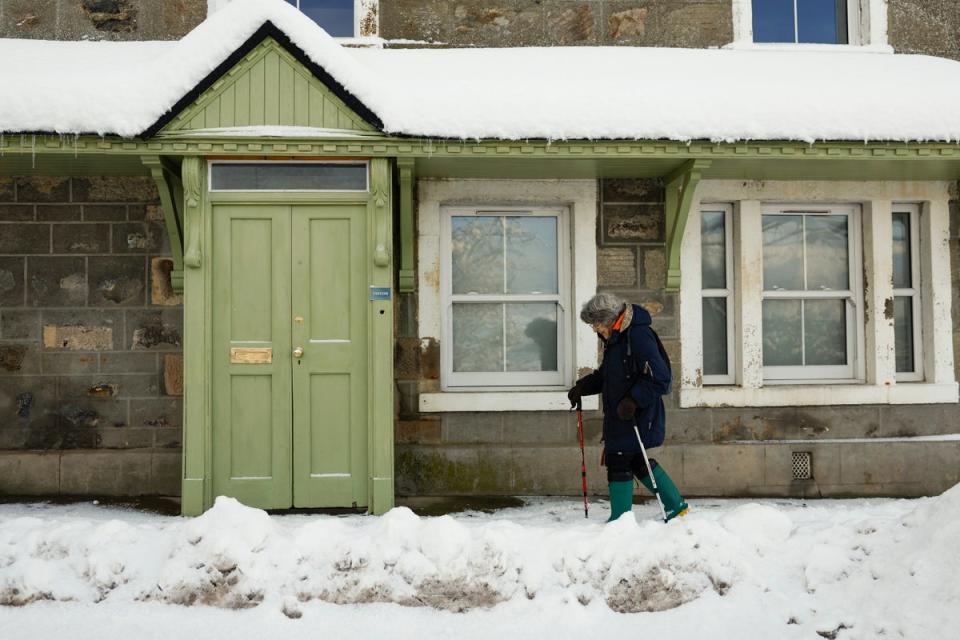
293, 347, 304, 358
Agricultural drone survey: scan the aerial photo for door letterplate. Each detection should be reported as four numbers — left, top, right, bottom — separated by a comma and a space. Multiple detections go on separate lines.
230, 347, 272, 364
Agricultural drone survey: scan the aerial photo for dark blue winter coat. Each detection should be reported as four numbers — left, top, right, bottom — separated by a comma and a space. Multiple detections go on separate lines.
578, 304, 671, 453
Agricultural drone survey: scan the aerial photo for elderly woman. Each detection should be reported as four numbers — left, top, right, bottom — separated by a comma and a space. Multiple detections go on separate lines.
568, 293, 689, 522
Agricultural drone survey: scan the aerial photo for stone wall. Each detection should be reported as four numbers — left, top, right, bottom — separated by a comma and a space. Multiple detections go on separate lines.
889, 0, 960, 61
0, 175, 182, 496
394, 178, 960, 498
0, 0, 206, 40
380, 0, 733, 47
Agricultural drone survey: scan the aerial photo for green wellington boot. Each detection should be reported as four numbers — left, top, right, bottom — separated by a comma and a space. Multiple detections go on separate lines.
639, 465, 689, 521
607, 480, 634, 522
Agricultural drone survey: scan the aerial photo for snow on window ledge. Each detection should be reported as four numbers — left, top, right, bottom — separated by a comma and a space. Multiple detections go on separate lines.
420, 392, 599, 413
681, 382, 960, 409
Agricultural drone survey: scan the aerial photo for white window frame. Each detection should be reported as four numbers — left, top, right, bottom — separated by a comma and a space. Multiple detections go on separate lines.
893, 204, 923, 382
679, 180, 957, 409
285, 0, 379, 39
730, 0, 889, 48
439, 205, 571, 391
700, 204, 736, 385
760, 204, 864, 383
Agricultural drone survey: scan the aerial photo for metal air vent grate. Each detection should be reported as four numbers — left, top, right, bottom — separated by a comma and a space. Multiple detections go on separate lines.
792, 452, 812, 480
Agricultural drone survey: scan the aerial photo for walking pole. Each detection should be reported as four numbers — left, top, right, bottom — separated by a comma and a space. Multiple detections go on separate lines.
576, 408, 589, 519
634, 424, 668, 523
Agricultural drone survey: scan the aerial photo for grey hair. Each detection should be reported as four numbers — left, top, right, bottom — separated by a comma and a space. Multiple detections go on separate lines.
579, 293, 625, 326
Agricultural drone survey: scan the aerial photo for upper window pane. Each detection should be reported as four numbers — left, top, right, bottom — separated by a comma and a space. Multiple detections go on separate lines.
753, 0, 848, 44
701, 211, 727, 289
505, 217, 558, 295
805, 215, 849, 291
210, 163, 367, 191
892, 212, 912, 289
287, 0, 355, 37
762, 215, 804, 290
451, 216, 504, 295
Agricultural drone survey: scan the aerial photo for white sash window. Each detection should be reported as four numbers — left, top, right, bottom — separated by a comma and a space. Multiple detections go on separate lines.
761, 205, 863, 382
440, 207, 569, 389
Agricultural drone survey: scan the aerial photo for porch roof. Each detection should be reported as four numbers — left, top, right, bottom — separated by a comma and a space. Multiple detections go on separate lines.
4, 0, 960, 144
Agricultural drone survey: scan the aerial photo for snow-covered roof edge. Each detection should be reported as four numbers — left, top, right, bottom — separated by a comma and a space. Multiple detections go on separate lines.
141, 20, 384, 138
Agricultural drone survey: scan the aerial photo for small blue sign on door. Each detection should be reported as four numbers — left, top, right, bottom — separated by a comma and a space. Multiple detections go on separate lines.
369, 286, 392, 301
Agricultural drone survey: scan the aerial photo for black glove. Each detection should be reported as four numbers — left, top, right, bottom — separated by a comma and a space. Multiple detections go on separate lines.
616, 396, 637, 420
567, 382, 584, 410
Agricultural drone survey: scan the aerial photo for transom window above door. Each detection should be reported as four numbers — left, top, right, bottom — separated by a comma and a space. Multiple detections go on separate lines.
441, 207, 570, 389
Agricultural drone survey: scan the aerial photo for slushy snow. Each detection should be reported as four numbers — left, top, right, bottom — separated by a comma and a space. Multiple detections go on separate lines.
2, 485, 959, 639
4, 0, 960, 142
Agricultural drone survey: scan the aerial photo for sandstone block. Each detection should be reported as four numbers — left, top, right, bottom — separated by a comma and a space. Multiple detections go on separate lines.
43, 325, 113, 351
163, 354, 183, 396
150, 258, 183, 306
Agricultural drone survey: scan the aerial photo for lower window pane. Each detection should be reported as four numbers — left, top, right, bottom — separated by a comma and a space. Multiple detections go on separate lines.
752, 0, 796, 43
702, 297, 728, 376
804, 299, 847, 366
505, 303, 558, 372
894, 296, 915, 373
452, 304, 503, 372
762, 299, 802, 366
797, 0, 847, 44
296, 0, 355, 37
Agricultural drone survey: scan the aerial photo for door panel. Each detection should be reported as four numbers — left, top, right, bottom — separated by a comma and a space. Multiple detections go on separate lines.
292, 204, 368, 507
211, 205, 292, 509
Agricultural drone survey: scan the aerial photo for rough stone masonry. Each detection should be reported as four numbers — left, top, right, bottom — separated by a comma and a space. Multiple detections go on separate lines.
0, 176, 182, 496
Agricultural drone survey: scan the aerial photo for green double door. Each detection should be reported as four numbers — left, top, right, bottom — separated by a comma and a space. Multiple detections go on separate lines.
211, 202, 368, 510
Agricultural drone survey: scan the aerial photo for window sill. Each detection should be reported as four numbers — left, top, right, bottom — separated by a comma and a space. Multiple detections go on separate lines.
721, 42, 894, 54
420, 392, 600, 413
680, 382, 959, 408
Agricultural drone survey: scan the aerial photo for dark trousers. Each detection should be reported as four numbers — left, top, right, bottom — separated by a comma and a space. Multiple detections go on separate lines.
606, 451, 659, 483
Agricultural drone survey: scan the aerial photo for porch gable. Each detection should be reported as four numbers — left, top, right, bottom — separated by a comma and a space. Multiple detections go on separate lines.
151, 27, 380, 137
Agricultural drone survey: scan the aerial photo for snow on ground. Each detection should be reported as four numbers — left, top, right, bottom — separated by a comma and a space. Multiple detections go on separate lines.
1, 486, 959, 640
5, 0, 960, 141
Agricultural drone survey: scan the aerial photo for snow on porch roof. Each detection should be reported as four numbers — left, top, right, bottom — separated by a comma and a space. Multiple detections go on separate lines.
4, 0, 960, 144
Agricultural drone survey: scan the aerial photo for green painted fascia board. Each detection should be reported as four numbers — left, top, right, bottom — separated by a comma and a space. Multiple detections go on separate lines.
5, 135, 960, 160
180, 156, 208, 516
159, 36, 375, 134
396, 158, 416, 293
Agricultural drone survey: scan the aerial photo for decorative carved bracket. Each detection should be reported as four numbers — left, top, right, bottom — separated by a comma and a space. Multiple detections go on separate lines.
369, 158, 392, 268
664, 159, 711, 292
141, 155, 185, 292
396, 158, 416, 293
181, 157, 203, 269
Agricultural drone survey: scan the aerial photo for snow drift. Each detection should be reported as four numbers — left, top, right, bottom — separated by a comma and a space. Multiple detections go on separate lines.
1, 485, 959, 639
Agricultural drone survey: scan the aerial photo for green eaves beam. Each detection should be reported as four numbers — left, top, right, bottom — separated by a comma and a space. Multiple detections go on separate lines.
141, 155, 185, 292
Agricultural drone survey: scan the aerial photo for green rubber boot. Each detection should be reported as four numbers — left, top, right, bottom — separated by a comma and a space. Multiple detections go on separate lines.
639, 465, 689, 521
607, 480, 634, 522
